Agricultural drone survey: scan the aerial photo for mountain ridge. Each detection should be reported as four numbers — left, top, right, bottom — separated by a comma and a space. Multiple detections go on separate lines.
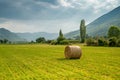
0, 28, 26, 42
16, 32, 58, 41
65, 6, 120, 38
0, 28, 58, 42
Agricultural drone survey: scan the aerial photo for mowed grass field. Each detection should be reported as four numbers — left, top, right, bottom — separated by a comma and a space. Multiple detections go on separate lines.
0, 44, 120, 80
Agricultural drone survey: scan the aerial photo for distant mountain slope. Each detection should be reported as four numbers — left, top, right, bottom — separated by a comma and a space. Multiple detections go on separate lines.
87, 6, 120, 36
0, 28, 58, 42
0, 28, 25, 41
17, 32, 58, 41
65, 6, 120, 38
65, 30, 79, 39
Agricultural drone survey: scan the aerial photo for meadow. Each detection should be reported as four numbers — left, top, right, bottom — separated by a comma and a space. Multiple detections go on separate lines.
0, 44, 120, 80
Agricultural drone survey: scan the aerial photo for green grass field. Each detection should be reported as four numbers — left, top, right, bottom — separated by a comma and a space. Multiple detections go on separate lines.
0, 44, 120, 80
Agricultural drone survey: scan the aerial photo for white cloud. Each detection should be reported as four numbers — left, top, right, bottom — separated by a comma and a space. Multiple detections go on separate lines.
59, 0, 74, 8
0, 19, 79, 33
0, 20, 36, 33
59, 0, 119, 14
0, 0, 120, 33
106, 0, 119, 8
34, 1, 60, 9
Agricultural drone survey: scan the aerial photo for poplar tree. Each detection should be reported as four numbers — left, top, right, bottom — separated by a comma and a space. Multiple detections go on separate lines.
57, 29, 65, 43
80, 19, 86, 43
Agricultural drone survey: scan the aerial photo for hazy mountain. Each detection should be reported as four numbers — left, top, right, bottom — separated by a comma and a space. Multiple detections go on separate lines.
0, 28, 58, 42
65, 30, 79, 39
16, 32, 58, 41
0, 28, 25, 42
65, 6, 120, 38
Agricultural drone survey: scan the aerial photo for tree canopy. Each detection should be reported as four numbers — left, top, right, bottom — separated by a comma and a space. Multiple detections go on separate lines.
36, 37, 46, 43
108, 26, 120, 38
57, 29, 65, 43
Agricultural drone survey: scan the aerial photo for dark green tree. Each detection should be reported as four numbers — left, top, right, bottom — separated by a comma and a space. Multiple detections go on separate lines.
36, 37, 46, 43
117, 39, 120, 47
109, 37, 117, 47
80, 19, 86, 43
97, 38, 108, 46
57, 29, 65, 44
59, 29, 63, 37
30, 40, 34, 43
0, 39, 3, 44
3, 39, 8, 44
98, 39, 104, 46
108, 26, 120, 38
0, 39, 9, 44
86, 38, 97, 46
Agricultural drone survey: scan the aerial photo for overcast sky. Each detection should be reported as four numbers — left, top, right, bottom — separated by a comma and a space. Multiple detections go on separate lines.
0, 0, 120, 33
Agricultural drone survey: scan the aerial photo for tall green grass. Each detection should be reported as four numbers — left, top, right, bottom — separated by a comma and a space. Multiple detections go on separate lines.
0, 44, 120, 80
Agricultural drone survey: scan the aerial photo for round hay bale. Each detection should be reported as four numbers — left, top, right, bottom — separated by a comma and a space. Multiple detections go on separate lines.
64, 46, 82, 59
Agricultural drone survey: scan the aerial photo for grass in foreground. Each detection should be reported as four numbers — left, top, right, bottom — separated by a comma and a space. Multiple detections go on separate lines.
0, 44, 120, 80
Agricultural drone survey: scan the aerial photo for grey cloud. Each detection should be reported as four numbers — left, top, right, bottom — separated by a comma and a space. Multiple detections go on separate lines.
0, 0, 58, 20
0, 0, 120, 33
34, 0, 59, 5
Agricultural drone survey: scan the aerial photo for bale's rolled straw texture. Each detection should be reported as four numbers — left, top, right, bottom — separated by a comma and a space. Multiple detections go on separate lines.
64, 46, 82, 59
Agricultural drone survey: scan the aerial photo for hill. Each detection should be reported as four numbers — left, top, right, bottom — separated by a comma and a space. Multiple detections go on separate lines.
0, 28, 26, 42
16, 32, 58, 41
65, 6, 120, 38
0, 28, 58, 42
65, 30, 79, 39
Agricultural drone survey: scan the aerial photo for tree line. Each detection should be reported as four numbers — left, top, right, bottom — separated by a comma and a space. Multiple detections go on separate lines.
86, 26, 120, 47
1, 19, 119, 47
35, 19, 86, 45
0, 39, 10, 44
35, 19, 120, 47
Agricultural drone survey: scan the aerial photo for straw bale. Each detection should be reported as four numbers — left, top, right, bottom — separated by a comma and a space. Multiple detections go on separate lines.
64, 46, 82, 59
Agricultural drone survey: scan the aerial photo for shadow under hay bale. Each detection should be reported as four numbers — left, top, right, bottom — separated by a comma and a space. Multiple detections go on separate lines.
64, 45, 82, 59
57, 58, 80, 61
